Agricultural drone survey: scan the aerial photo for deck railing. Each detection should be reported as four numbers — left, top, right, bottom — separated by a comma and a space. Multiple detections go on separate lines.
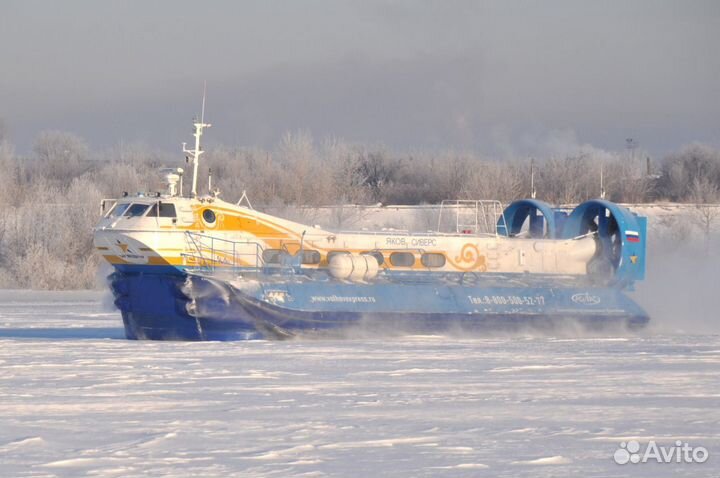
437, 200, 508, 236
182, 232, 266, 271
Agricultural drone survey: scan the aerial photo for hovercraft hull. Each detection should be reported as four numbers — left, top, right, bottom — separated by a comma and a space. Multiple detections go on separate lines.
94, 113, 651, 341
110, 268, 649, 341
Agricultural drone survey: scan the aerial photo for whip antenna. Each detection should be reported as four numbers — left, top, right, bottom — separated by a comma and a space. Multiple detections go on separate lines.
530, 158, 536, 199
183, 82, 212, 197
201, 80, 207, 124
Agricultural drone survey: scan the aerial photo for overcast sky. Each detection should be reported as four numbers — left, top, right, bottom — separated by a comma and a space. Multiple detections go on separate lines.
1, 0, 719, 157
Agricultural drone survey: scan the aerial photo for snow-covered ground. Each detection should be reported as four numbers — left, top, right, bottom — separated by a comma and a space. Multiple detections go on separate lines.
1, 291, 718, 477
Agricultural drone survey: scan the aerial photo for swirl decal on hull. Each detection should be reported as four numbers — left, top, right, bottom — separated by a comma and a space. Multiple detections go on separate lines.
447, 243, 487, 272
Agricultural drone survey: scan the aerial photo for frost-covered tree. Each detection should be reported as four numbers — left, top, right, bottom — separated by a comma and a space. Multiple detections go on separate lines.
660, 144, 720, 201
689, 177, 720, 253
32, 130, 90, 182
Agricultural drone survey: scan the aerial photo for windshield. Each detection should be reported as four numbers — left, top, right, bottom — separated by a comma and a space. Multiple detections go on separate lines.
124, 203, 151, 217
110, 203, 130, 217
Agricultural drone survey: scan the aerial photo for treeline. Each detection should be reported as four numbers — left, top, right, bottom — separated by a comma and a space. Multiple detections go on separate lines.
0, 128, 718, 289
203, 132, 720, 206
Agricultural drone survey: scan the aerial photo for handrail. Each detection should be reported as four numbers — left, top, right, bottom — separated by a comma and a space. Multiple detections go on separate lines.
437, 199, 507, 236
183, 231, 266, 271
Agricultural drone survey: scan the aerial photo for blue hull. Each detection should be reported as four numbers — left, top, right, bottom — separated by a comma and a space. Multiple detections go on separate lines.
110, 272, 263, 341
109, 268, 649, 341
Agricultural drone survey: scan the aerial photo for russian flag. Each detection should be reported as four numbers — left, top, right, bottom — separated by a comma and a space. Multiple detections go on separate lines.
625, 230, 640, 243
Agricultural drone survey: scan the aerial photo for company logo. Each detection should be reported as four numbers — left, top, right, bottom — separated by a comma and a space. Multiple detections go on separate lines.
265, 290, 291, 304
571, 292, 601, 305
614, 440, 709, 465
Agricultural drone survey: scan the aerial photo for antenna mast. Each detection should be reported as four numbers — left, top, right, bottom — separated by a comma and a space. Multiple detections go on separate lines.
183, 82, 211, 198
530, 158, 536, 199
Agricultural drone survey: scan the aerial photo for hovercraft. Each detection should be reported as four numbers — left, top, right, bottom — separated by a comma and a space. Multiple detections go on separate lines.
94, 116, 648, 340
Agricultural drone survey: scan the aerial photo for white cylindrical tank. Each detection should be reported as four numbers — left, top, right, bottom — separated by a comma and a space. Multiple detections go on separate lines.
364, 253, 379, 279
328, 253, 379, 281
328, 253, 353, 280
356, 253, 379, 281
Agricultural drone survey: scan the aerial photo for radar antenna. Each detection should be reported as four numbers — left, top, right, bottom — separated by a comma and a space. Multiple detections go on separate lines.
183, 82, 211, 198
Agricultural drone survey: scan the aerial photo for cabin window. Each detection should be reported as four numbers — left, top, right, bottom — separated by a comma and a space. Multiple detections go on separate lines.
390, 252, 415, 267
124, 203, 150, 217
262, 249, 288, 265
421, 253, 446, 268
297, 250, 321, 265
148, 203, 177, 218
326, 251, 350, 263
202, 209, 216, 223
362, 251, 385, 265
160, 203, 177, 218
110, 203, 130, 217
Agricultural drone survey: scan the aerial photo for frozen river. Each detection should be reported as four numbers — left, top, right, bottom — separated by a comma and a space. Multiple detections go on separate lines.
0, 291, 718, 477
